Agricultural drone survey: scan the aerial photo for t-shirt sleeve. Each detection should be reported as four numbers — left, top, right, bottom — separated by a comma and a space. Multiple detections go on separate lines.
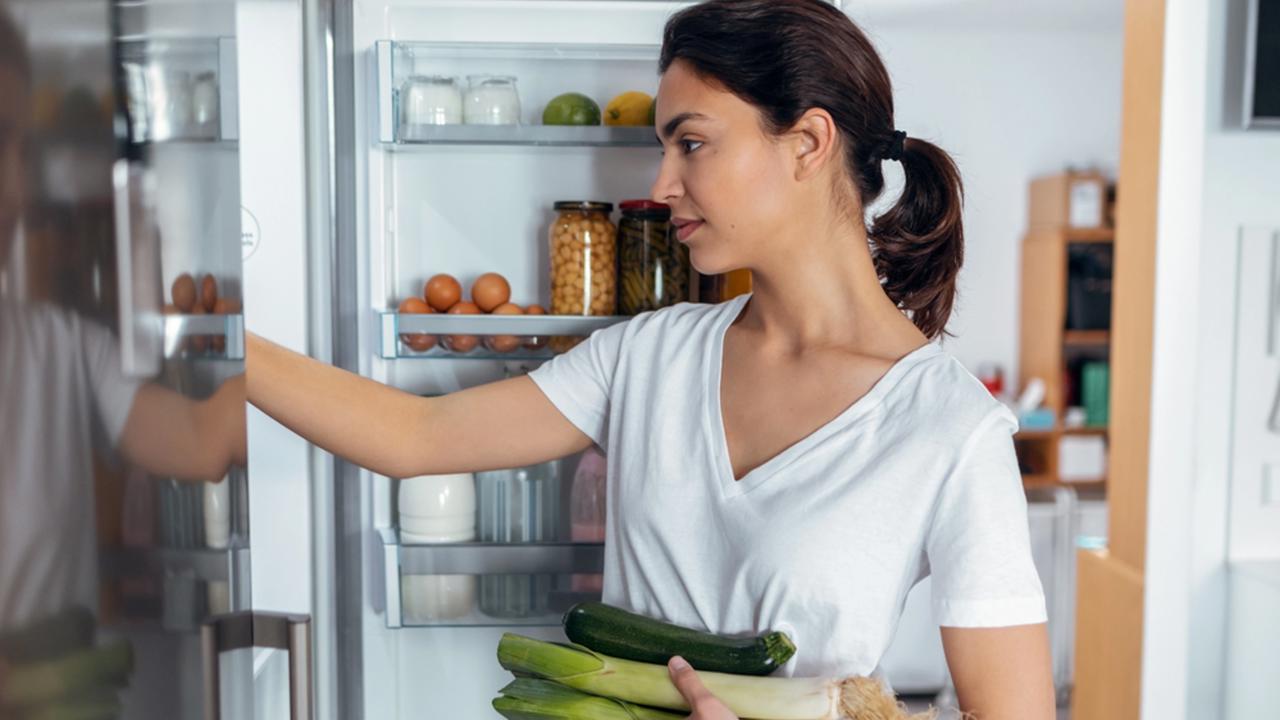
526, 320, 629, 448
925, 406, 1048, 628
77, 316, 144, 447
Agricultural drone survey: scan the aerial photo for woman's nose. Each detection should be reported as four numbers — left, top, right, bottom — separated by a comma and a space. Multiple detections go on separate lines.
650, 155, 683, 205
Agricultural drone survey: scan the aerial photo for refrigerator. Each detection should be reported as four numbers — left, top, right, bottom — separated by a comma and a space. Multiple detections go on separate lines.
0, 0, 311, 718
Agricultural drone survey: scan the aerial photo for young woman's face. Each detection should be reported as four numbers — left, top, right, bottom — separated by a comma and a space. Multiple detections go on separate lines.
650, 60, 799, 276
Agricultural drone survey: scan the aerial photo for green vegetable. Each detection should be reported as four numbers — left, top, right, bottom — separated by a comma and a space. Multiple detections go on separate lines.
493, 678, 682, 720
563, 602, 794, 676
1, 640, 133, 708
497, 633, 932, 720
0, 607, 96, 666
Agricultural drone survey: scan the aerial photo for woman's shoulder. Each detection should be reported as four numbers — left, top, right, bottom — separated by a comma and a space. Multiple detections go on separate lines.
885, 343, 1018, 439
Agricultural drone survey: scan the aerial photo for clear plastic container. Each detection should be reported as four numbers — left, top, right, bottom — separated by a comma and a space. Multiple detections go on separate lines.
617, 200, 689, 314
463, 75, 521, 125
401, 75, 463, 132
476, 460, 561, 618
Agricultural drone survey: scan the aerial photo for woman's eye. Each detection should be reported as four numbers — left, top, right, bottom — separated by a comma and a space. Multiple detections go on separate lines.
680, 139, 703, 154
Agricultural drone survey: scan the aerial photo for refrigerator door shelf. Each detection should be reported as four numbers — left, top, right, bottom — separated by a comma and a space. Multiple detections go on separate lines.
380, 311, 625, 360
391, 123, 657, 148
118, 37, 239, 144
376, 39, 661, 144
379, 529, 604, 628
164, 312, 246, 360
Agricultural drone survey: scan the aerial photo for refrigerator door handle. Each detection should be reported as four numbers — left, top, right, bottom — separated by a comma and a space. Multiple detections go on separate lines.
202, 611, 314, 720
112, 158, 164, 378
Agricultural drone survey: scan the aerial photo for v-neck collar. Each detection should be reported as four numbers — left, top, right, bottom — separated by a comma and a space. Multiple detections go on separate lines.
704, 294, 940, 498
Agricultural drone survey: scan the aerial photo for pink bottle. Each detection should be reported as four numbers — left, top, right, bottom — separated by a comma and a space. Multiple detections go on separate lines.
570, 447, 607, 592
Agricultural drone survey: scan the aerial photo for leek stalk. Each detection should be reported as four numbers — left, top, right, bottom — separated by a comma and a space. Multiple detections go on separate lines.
497, 633, 935, 720
493, 678, 683, 720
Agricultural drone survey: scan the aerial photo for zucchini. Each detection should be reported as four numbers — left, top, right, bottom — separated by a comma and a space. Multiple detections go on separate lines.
562, 602, 795, 676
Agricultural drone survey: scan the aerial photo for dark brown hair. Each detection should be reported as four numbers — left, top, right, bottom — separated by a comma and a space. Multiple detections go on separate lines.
659, 0, 964, 339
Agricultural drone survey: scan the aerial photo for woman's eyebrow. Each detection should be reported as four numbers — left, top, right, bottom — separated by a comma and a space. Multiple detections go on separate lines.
658, 111, 710, 142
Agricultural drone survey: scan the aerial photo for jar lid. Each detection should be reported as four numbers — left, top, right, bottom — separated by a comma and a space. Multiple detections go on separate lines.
619, 200, 670, 213
553, 201, 613, 212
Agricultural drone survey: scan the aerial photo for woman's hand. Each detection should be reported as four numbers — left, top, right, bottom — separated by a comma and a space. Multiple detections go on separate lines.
668, 656, 739, 720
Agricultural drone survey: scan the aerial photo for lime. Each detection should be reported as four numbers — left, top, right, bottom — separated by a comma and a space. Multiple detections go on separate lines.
542, 93, 602, 126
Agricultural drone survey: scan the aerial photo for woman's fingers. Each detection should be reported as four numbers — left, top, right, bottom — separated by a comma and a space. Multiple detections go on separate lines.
668, 656, 738, 719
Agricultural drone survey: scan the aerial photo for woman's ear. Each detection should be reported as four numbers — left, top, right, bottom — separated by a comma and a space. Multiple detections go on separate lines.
788, 108, 839, 181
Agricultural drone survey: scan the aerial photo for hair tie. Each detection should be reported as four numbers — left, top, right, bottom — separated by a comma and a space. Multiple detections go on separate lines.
881, 130, 907, 162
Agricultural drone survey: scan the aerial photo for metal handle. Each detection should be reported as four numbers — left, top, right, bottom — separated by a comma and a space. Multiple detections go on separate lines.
112, 159, 163, 378
202, 611, 313, 720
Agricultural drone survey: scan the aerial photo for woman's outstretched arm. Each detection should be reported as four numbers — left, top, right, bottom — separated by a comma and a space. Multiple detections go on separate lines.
246, 332, 592, 478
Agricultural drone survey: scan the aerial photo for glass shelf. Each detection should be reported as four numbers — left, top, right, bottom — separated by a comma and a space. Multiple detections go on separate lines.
388, 124, 656, 148
100, 545, 249, 584
164, 313, 244, 360
379, 311, 626, 360
376, 39, 660, 145
379, 529, 604, 628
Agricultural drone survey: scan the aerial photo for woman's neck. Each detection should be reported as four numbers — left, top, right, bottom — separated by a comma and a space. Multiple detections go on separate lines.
738, 215, 927, 359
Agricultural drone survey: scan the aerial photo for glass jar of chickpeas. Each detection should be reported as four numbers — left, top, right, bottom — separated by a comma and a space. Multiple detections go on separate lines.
548, 201, 617, 318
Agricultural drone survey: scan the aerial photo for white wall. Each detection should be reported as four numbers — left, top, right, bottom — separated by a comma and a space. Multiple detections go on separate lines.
859, 25, 1123, 384
1142, 0, 1280, 718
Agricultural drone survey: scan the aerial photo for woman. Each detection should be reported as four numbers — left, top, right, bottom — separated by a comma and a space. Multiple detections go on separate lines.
250, 1, 1054, 717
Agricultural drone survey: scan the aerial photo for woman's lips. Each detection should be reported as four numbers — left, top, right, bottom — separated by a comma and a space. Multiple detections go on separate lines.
673, 219, 704, 242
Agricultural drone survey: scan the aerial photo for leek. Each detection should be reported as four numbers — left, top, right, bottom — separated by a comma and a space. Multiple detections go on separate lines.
498, 633, 936, 720
493, 678, 683, 720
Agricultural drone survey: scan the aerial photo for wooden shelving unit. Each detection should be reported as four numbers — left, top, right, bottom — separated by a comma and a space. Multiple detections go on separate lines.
1017, 171, 1114, 489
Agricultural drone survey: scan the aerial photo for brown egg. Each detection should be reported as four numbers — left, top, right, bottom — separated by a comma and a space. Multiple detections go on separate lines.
171, 273, 197, 312
162, 303, 180, 315
200, 274, 218, 312
471, 273, 511, 313
523, 304, 547, 349
424, 274, 463, 312
444, 301, 480, 353
397, 297, 437, 353
485, 303, 523, 353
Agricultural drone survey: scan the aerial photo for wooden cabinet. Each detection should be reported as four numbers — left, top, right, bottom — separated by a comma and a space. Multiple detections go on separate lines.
1017, 171, 1115, 490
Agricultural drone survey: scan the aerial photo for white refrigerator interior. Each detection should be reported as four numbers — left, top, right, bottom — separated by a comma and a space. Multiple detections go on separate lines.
350, 3, 688, 717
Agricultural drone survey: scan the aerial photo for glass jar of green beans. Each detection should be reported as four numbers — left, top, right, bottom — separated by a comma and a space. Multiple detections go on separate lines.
617, 200, 690, 315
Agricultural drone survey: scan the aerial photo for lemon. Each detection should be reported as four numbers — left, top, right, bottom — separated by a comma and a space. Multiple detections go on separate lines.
604, 91, 654, 126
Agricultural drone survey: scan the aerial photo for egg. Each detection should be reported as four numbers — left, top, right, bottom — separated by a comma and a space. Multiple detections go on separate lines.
424, 274, 463, 312
523, 304, 547, 350
485, 303, 523, 353
200, 274, 218, 312
444, 301, 481, 354
171, 273, 197, 312
398, 297, 437, 352
471, 273, 511, 313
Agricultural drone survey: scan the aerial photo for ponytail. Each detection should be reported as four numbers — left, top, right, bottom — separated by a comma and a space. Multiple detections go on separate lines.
868, 137, 965, 339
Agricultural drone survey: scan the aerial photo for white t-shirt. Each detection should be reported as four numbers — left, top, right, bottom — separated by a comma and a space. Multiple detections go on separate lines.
530, 295, 1046, 681
0, 302, 141, 628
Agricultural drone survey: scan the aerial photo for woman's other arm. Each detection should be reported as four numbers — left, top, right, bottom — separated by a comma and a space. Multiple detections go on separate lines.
941, 623, 1056, 719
